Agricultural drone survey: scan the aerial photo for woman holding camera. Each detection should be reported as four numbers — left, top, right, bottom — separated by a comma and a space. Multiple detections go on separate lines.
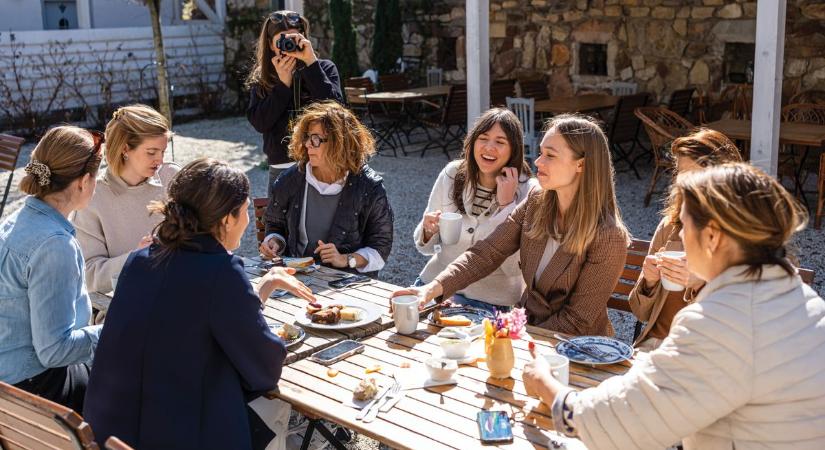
245, 10, 343, 192
413, 108, 536, 314
259, 101, 393, 277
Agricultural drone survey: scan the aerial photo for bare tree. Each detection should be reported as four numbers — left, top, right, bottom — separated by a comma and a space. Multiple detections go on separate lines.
130, 0, 173, 125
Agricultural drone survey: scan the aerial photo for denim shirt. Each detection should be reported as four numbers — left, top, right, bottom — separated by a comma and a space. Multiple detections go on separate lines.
0, 197, 101, 384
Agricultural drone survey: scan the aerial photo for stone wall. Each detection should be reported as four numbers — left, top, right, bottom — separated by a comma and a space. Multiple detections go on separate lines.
300, 0, 825, 103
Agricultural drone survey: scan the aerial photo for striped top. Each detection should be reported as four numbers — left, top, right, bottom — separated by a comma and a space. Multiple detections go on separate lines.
470, 186, 495, 216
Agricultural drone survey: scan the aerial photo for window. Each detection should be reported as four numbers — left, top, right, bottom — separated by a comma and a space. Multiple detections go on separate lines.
724, 42, 755, 84
579, 43, 607, 76
43, 0, 78, 30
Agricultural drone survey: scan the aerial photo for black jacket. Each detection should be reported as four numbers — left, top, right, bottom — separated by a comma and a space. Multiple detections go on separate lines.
246, 59, 344, 165
264, 164, 394, 275
84, 235, 286, 450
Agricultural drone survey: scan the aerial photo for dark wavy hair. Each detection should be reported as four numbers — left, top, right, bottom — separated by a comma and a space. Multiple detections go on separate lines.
148, 157, 249, 261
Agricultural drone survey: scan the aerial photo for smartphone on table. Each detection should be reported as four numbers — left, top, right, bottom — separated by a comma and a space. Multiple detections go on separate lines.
328, 274, 372, 289
477, 410, 514, 444
309, 340, 365, 365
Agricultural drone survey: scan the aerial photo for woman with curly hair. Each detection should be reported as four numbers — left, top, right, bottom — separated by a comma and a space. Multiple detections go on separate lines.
260, 100, 394, 276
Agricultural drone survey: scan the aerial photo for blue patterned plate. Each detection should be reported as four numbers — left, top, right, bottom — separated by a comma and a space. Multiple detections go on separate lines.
267, 322, 306, 350
555, 336, 633, 365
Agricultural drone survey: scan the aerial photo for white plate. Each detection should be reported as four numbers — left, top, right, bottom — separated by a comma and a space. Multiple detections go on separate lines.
294, 300, 383, 330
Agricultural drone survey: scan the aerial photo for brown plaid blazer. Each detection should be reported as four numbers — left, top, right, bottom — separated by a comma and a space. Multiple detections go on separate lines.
434, 190, 628, 336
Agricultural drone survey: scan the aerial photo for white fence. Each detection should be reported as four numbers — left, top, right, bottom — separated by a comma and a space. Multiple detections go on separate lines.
0, 22, 225, 124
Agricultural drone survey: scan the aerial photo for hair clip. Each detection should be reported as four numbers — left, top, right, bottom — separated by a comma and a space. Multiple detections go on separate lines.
25, 160, 51, 187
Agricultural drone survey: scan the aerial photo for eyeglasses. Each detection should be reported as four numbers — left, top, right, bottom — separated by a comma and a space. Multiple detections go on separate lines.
77, 130, 104, 177
303, 133, 328, 148
270, 11, 303, 29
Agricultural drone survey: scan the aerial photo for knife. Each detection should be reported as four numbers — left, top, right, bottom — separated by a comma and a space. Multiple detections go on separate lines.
355, 386, 390, 421
553, 333, 609, 362
378, 390, 405, 413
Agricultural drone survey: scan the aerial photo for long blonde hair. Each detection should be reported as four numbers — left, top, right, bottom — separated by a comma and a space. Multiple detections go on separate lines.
104, 104, 170, 177
527, 114, 630, 255
676, 163, 807, 278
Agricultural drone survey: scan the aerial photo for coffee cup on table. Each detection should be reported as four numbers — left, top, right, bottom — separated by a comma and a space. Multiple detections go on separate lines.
542, 353, 570, 386
438, 212, 462, 245
658, 250, 687, 291
391, 295, 419, 335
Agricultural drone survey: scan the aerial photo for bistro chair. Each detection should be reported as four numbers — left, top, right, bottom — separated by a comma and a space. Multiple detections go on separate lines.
0, 381, 99, 449
253, 197, 269, 247
781, 103, 825, 228
419, 84, 467, 159
344, 77, 374, 92
789, 89, 825, 105
0, 133, 25, 218
490, 79, 517, 107
517, 78, 550, 101
634, 107, 694, 206
506, 97, 537, 159
606, 92, 650, 179
378, 73, 408, 92
426, 67, 443, 87
611, 81, 638, 96
667, 87, 696, 120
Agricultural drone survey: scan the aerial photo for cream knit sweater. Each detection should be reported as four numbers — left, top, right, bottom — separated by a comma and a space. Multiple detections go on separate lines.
71, 164, 179, 293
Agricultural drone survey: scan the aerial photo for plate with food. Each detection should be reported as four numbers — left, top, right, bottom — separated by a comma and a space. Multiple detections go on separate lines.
554, 336, 633, 365
294, 300, 383, 330
268, 322, 306, 349
428, 306, 495, 327
283, 256, 318, 273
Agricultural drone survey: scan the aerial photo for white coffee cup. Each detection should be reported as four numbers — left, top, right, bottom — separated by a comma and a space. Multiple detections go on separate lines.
438, 212, 463, 245
543, 353, 570, 386
658, 250, 687, 291
392, 295, 419, 335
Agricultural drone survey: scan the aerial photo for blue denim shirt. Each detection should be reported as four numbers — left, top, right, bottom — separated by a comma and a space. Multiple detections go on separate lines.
0, 197, 101, 384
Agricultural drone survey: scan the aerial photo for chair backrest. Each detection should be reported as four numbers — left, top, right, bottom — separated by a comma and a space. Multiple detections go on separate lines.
608, 239, 650, 313
789, 89, 825, 105
378, 73, 408, 92
611, 81, 638, 96
634, 106, 694, 154
0, 381, 99, 449
506, 97, 535, 148
608, 92, 650, 143
781, 103, 825, 125
443, 84, 468, 127
345, 87, 368, 106
517, 78, 549, 101
104, 437, 134, 450
427, 67, 443, 87
344, 77, 374, 92
719, 84, 752, 120
0, 134, 25, 174
253, 197, 269, 247
667, 87, 695, 118
490, 79, 517, 107
799, 267, 815, 286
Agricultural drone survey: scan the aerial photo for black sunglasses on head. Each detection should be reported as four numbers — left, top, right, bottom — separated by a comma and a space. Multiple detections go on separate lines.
76, 130, 104, 177
270, 11, 303, 29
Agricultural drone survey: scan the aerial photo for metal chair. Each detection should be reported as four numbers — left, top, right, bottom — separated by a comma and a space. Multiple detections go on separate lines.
667, 87, 696, 119
606, 93, 651, 179
419, 84, 467, 159
611, 81, 638, 96
345, 87, 402, 156
0, 134, 25, 218
490, 79, 517, 107
506, 97, 537, 159
781, 103, 825, 228
634, 107, 694, 206
426, 67, 443, 87
517, 78, 550, 101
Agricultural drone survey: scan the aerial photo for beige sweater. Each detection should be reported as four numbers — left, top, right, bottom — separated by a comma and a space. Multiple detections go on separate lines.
71, 164, 178, 293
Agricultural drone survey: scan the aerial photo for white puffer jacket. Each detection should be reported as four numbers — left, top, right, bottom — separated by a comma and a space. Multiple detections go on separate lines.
569, 264, 825, 450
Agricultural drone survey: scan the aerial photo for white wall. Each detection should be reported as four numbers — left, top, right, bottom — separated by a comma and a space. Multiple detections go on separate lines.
0, 0, 178, 31
0, 0, 45, 31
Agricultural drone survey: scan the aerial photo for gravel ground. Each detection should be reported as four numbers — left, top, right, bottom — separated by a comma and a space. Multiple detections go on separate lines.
3, 115, 824, 448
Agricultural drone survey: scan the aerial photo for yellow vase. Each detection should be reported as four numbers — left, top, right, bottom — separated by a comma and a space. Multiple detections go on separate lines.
486, 337, 515, 379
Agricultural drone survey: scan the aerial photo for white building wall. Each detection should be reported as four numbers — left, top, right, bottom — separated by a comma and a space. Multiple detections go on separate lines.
0, 0, 178, 31
0, 0, 45, 31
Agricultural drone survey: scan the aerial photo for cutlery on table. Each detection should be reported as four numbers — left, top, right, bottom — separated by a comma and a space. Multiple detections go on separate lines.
364, 379, 401, 422
553, 333, 611, 361
355, 386, 390, 421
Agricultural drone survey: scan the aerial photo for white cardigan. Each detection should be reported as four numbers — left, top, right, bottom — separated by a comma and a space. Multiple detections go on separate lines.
414, 161, 537, 306
567, 264, 825, 450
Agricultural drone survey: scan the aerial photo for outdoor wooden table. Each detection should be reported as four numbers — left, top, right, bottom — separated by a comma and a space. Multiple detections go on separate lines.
362, 85, 451, 103
273, 322, 632, 450
534, 94, 618, 115
705, 119, 825, 147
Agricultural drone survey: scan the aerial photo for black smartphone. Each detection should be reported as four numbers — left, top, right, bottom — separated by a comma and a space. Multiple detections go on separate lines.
309, 340, 365, 365
477, 410, 514, 444
328, 274, 372, 289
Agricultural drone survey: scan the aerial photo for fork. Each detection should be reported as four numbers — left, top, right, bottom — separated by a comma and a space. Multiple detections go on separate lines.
553, 334, 611, 361
363, 379, 401, 423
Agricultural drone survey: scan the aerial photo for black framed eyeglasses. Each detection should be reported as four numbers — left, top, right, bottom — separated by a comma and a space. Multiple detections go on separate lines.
270, 11, 303, 29
303, 133, 328, 148
78, 130, 104, 177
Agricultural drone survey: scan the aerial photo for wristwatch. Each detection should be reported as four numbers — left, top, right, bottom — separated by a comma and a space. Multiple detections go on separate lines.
347, 253, 357, 269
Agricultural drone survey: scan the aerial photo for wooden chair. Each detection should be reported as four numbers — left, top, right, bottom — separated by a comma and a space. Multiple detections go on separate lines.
789, 89, 825, 105
419, 84, 467, 159
517, 78, 550, 101
378, 73, 408, 93
490, 79, 516, 107
667, 87, 695, 119
608, 239, 649, 341
634, 107, 694, 206
253, 197, 269, 247
0, 134, 25, 218
104, 437, 134, 450
720, 84, 752, 120
344, 77, 374, 92
780, 103, 825, 228
506, 97, 537, 159
606, 93, 650, 179
0, 381, 99, 449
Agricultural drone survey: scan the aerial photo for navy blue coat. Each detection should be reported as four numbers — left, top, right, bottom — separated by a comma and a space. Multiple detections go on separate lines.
84, 235, 286, 450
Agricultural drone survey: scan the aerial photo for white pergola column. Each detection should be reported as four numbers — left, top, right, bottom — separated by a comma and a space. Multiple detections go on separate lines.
466, 0, 490, 129
77, 0, 92, 28
285, 0, 304, 15
750, 1, 786, 176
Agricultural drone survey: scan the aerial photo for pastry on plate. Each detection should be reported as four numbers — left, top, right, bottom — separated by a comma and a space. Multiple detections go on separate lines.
353, 377, 378, 401
285, 256, 315, 269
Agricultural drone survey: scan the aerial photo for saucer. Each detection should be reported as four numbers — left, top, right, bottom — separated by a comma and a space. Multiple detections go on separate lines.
434, 349, 477, 365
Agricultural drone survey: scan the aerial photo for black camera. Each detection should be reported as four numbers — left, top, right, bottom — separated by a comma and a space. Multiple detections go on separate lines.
276, 33, 303, 53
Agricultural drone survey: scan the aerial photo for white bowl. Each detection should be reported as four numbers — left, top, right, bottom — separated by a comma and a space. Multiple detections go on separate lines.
425, 357, 458, 381
439, 337, 471, 359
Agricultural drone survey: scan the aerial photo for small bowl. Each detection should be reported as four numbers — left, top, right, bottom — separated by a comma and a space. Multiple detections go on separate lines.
425, 357, 458, 381
439, 337, 471, 359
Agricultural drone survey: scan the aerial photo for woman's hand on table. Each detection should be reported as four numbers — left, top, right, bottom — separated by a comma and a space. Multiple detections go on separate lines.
258, 267, 316, 304
390, 281, 443, 311
314, 241, 347, 268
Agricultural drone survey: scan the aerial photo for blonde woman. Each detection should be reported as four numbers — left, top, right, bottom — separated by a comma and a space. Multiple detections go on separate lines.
629, 129, 742, 351
72, 104, 178, 293
259, 100, 393, 275
394, 114, 631, 336
524, 163, 825, 449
